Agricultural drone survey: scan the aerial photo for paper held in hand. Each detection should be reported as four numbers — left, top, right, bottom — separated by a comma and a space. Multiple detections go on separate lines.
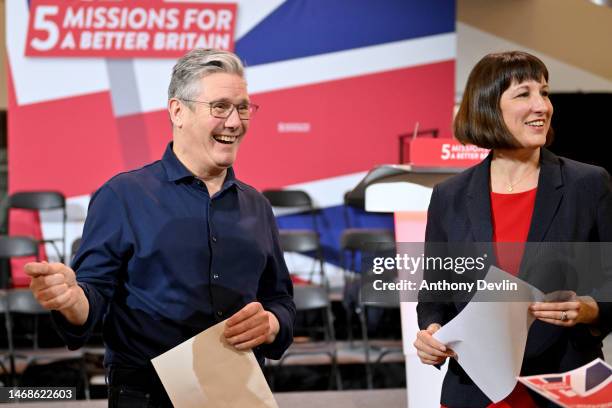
434, 265, 545, 402
152, 320, 278, 408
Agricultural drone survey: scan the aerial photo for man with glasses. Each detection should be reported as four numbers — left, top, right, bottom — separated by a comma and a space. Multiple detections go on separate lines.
25, 49, 295, 407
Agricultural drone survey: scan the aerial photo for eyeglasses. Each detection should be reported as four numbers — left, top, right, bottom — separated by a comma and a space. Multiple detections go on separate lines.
181, 99, 259, 120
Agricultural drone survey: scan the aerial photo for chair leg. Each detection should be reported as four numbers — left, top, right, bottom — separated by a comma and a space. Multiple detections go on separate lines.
79, 358, 90, 400
267, 363, 276, 392
359, 308, 373, 389
50, 241, 63, 264
3, 302, 16, 386
0, 359, 8, 384
340, 254, 352, 347
345, 304, 354, 347
327, 352, 342, 390
333, 357, 342, 390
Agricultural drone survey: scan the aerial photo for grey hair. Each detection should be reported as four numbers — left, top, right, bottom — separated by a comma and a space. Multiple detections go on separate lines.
168, 49, 245, 107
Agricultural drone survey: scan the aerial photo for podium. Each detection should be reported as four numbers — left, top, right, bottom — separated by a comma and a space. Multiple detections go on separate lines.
347, 164, 462, 407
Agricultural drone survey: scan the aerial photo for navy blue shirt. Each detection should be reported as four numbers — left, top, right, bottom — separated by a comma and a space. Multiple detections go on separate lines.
53, 143, 295, 368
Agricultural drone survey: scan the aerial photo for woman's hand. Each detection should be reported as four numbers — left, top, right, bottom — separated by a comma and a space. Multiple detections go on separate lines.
414, 323, 456, 365
530, 291, 599, 327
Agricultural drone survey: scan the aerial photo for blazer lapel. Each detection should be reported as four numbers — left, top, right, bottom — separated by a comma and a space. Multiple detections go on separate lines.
526, 148, 564, 242
467, 154, 493, 242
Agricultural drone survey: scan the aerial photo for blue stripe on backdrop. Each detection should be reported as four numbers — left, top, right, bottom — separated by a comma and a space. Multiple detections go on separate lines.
275, 205, 394, 270
236, 0, 456, 66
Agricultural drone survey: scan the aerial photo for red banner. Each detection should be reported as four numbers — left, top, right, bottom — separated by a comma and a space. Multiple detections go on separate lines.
411, 138, 489, 167
25, 0, 237, 58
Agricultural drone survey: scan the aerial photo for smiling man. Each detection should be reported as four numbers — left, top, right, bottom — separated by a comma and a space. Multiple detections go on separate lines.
25, 49, 295, 408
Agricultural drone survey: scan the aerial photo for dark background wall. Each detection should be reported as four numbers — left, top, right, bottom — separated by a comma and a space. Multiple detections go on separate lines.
549, 93, 612, 175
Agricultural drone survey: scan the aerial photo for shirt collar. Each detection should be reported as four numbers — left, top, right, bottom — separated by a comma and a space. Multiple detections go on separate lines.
162, 142, 243, 190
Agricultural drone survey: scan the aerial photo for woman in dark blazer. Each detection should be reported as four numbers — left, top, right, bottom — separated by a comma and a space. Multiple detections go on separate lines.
414, 51, 612, 407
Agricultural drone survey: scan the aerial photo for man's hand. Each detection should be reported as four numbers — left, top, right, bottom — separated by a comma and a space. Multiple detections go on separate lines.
413, 323, 456, 365
530, 291, 600, 327
24, 262, 89, 326
224, 302, 280, 350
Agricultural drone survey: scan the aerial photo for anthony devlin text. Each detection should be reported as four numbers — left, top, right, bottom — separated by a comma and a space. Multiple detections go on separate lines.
373, 279, 518, 292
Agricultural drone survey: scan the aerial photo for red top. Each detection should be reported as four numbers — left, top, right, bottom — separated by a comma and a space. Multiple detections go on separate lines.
490, 188, 537, 276
488, 187, 538, 408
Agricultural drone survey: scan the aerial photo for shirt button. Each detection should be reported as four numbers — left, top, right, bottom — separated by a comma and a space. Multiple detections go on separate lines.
213, 274, 219, 279
211, 236, 217, 243
216, 311, 223, 317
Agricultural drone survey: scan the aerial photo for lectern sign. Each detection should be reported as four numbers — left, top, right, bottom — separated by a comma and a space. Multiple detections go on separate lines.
411, 138, 489, 167
25, 0, 237, 58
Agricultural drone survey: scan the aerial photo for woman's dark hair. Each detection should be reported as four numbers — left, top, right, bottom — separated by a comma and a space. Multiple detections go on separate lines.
454, 51, 554, 149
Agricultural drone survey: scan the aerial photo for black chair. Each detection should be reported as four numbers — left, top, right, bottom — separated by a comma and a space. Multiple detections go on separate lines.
0, 290, 16, 384
0, 236, 89, 396
340, 188, 394, 299
8, 289, 90, 397
272, 284, 341, 390
0, 235, 39, 385
263, 190, 326, 286
9, 192, 67, 263
338, 228, 400, 389
358, 302, 403, 389
340, 228, 395, 345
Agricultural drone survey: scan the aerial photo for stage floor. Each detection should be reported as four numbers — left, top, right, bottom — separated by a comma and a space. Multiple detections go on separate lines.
1, 389, 407, 408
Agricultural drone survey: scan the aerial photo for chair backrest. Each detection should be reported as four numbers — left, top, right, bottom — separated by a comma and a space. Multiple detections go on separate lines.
0, 236, 39, 259
279, 231, 320, 253
340, 229, 395, 252
343, 189, 395, 228
0, 236, 39, 288
7, 289, 48, 314
9, 191, 65, 210
71, 237, 82, 260
263, 189, 319, 236
262, 190, 313, 209
343, 189, 364, 210
8, 191, 67, 263
292, 284, 330, 311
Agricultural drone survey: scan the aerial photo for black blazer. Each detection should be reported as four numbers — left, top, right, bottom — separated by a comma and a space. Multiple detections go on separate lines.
417, 148, 612, 407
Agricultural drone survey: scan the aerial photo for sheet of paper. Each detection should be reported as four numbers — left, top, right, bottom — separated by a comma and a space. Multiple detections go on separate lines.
518, 358, 612, 408
151, 320, 279, 408
434, 265, 545, 402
